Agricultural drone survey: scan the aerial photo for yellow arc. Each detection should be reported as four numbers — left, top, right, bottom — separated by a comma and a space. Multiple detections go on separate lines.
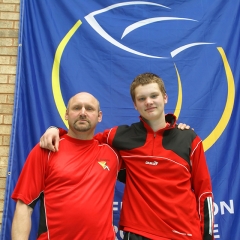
52, 20, 82, 128
202, 47, 235, 151
173, 47, 235, 151
52, 21, 234, 152
173, 63, 182, 119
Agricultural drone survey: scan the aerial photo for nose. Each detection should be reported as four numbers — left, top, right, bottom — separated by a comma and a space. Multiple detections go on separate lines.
79, 107, 86, 115
145, 97, 153, 105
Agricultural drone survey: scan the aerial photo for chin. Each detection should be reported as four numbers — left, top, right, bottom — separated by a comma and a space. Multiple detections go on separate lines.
146, 114, 160, 121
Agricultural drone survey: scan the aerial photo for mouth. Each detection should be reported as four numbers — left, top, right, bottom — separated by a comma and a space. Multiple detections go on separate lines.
145, 107, 156, 112
76, 119, 88, 124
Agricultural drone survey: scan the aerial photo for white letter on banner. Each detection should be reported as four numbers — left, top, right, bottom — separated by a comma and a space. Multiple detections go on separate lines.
113, 202, 119, 211
220, 200, 234, 214
213, 224, 220, 239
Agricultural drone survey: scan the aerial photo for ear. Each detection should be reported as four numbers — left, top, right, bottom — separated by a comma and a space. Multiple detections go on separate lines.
164, 94, 168, 104
133, 102, 138, 110
98, 111, 103, 123
65, 109, 68, 120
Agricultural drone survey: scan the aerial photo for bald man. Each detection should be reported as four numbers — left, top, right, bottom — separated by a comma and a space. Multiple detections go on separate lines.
11, 92, 120, 240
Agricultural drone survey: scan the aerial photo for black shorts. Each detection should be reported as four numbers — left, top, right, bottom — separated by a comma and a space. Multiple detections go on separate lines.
123, 232, 150, 240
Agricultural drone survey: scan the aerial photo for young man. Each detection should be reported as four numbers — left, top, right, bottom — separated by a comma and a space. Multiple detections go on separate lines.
40, 73, 214, 240
11, 92, 120, 239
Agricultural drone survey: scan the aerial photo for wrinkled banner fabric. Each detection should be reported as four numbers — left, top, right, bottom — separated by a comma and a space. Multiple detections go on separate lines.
1, 0, 240, 239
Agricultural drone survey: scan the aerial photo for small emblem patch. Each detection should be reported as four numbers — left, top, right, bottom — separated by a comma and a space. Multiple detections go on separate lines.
98, 161, 110, 171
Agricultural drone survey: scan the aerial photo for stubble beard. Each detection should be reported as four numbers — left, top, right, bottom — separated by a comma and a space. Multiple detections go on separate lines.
73, 119, 91, 132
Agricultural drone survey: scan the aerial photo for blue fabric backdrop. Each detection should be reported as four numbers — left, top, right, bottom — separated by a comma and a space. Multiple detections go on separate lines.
1, 1, 239, 239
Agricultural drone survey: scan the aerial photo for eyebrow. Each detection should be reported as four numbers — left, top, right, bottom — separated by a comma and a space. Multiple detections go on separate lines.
137, 91, 159, 97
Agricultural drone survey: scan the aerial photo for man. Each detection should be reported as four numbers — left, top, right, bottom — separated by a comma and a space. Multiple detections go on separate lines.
11, 92, 120, 239
40, 73, 214, 240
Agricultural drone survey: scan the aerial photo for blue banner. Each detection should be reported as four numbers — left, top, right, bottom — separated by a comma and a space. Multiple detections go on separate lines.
1, 0, 239, 239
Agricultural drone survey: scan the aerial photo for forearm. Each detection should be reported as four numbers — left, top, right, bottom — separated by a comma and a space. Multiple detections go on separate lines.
11, 200, 33, 240
201, 195, 214, 240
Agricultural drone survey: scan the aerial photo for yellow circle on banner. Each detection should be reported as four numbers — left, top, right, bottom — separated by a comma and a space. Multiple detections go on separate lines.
173, 63, 182, 119
202, 47, 235, 151
173, 47, 235, 151
52, 22, 234, 151
52, 20, 82, 128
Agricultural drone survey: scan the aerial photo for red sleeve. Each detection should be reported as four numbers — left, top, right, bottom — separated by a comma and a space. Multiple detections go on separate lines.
94, 127, 118, 146
11, 144, 49, 205
190, 136, 214, 240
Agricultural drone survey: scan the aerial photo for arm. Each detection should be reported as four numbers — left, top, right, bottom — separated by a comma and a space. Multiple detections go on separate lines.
39, 127, 67, 151
11, 200, 33, 240
11, 145, 48, 239
191, 136, 214, 240
94, 128, 113, 145
39, 122, 190, 151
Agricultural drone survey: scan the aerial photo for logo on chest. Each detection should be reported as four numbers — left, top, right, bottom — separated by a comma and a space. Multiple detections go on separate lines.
98, 161, 110, 171
145, 161, 158, 166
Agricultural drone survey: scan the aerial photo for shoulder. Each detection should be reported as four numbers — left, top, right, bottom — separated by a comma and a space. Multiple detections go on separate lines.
28, 143, 51, 158
116, 121, 145, 134
163, 127, 199, 153
102, 123, 145, 145
97, 141, 118, 153
95, 141, 120, 163
111, 122, 147, 150
166, 126, 197, 139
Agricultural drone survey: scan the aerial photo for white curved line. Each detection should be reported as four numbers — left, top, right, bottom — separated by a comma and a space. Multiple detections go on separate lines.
85, 2, 170, 59
171, 42, 215, 57
86, 1, 170, 16
122, 17, 198, 39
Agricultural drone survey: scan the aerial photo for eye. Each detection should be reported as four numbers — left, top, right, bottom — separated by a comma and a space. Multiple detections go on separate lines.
86, 106, 94, 111
151, 94, 158, 99
138, 97, 145, 102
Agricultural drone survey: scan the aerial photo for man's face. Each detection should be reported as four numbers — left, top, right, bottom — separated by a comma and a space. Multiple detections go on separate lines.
133, 83, 167, 122
65, 93, 102, 134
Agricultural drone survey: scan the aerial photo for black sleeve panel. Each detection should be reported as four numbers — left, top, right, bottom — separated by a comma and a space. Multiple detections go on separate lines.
203, 197, 214, 240
162, 127, 197, 167
112, 123, 147, 150
37, 192, 48, 237
28, 192, 47, 237
28, 197, 39, 209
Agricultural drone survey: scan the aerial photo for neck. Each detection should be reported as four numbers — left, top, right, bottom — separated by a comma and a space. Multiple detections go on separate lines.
143, 115, 166, 132
67, 129, 94, 140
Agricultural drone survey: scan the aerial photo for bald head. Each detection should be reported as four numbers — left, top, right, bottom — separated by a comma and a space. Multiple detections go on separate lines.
67, 92, 100, 111
65, 92, 102, 139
